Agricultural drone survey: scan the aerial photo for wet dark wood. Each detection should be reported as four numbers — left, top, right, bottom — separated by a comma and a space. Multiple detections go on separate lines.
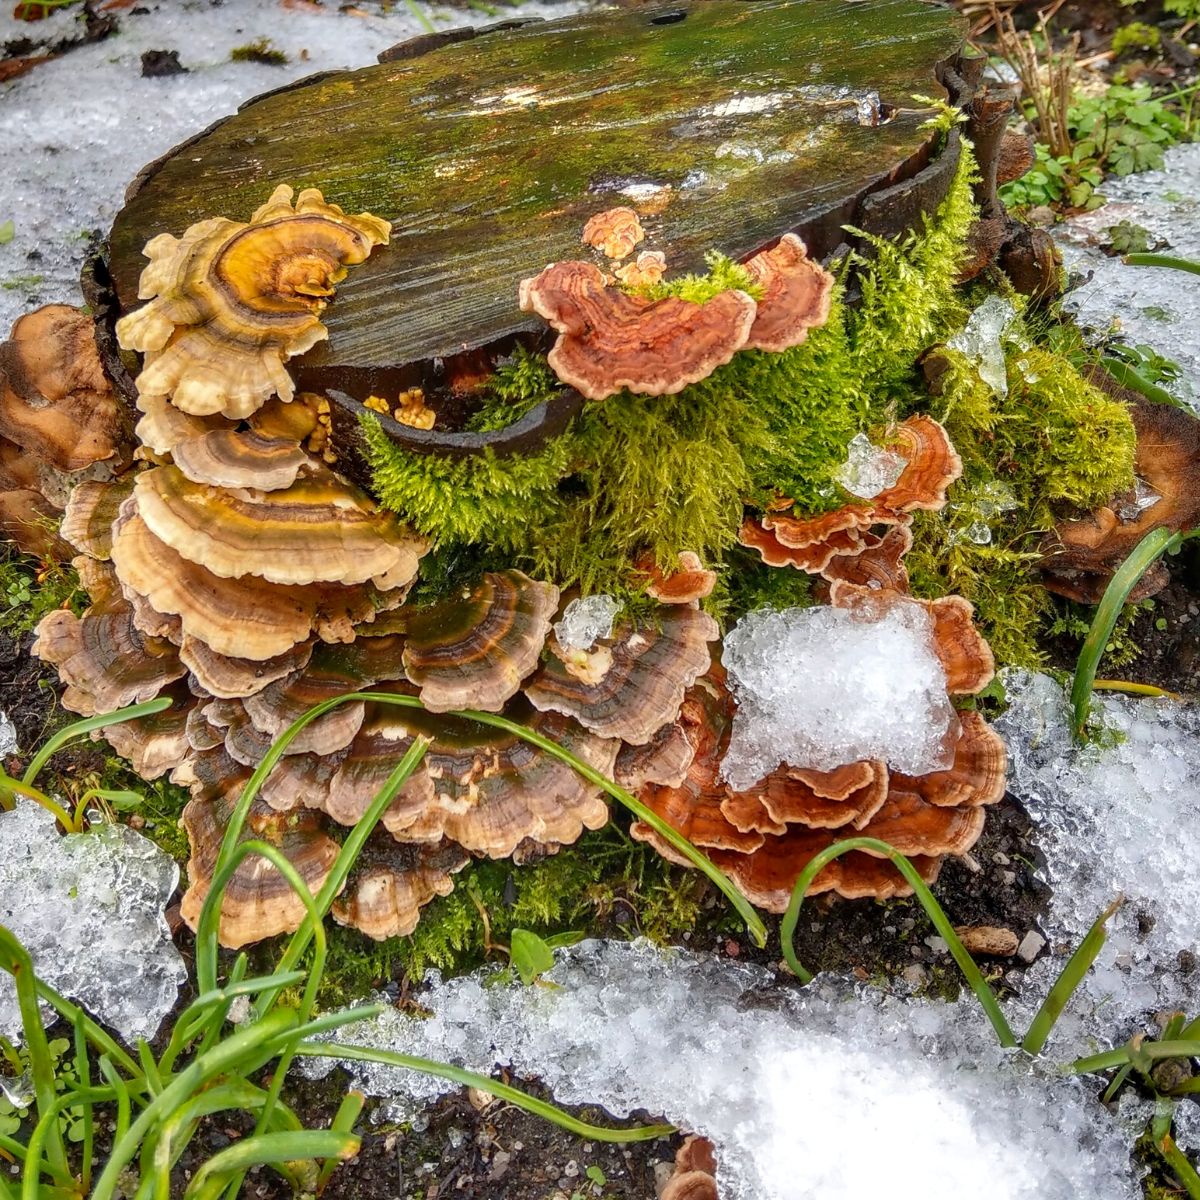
106, 0, 967, 384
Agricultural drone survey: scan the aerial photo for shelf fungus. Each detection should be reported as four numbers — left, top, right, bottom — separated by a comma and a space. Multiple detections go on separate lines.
632, 531, 1003, 909
0, 304, 133, 557
114, 184, 391, 420
739, 414, 961, 579
520, 220, 834, 399
1042, 401, 1200, 604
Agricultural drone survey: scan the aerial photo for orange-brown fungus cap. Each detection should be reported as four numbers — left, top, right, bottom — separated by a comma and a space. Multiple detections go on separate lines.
402, 570, 559, 713
0, 304, 129, 472
179, 637, 313, 701
872, 414, 962, 514
519, 260, 756, 400
1043, 401, 1200, 604
115, 184, 390, 419
581, 207, 645, 260
132, 463, 427, 588
525, 604, 718, 744
741, 233, 835, 353
171, 428, 309, 491
0, 489, 72, 560
332, 837, 469, 941
639, 551, 717, 604
890, 711, 1007, 808
60, 477, 137, 561
111, 505, 408, 661
180, 791, 340, 948
614, 251, 667, 287
32, 592, 185, 715
662, 1136, 719, 1200
100, 685, 192, 780
122, 187, 390, 414
327, 696, 618, 858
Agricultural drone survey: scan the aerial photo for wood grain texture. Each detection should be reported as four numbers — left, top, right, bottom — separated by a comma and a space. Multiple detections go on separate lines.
107, 0, 965, 376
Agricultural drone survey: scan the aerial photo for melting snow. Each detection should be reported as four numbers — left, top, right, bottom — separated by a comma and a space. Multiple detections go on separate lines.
304, 939, 1142, 1200
834, 431, 906, 498
947, 294, 1017, 397
1054, 142, 1200, 411
0, 0, 589, 332
0, 800, 185, 1043
554, 594, 622, 652
720, 604, 954, 788
996, 670, 1200, 1055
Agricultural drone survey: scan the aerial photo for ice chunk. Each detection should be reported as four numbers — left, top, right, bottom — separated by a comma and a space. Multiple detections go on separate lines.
554, 594, 622, 652
1115, 477, 1161, 522
303, 939, 1141, 1200
834, 432, 906, 498
0, 801, 185, 1043
720, 604, 954, 789
996, 671, 1200, 1054
947, 295, 1017, 397
0, 711, 16, 757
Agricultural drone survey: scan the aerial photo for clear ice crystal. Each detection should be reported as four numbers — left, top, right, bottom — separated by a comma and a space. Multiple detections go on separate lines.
1054, 142, 1200, 412
553, 594, 622, 652
996, 670, 1200, 1055
0, 800, 186, 1043
1115, 477, 1162, 522
0, 0, 591, 332
0, 711, 16, 758
947, 294, 1017, 397
719, 604, 954, 789
303, 939, 1142, 1200
834, 432, 906, 498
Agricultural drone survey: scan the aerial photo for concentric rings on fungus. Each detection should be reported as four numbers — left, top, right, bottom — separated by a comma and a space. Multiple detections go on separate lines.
401, 570, 559, 713
741, 233, 835, 353
115, 184, 391, 420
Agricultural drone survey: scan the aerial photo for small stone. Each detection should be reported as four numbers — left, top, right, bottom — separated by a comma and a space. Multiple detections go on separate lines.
991, 852, 1010, 866
954, 925, 1020, 957
563, 1161, 580, 1178
490, 1151, 511, 1181
1001, 870, 1017, 886
724, 940, 741, 958
141, 49, 187, 77
901, 964, 927, 989
653, 1161, 675, 1197
0, 712, 16, 757
1017, 930, 1047, 964
924, 935, 949, 955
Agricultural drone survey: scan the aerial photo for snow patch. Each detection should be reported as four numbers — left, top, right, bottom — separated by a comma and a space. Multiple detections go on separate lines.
720, 604, 954, 789
0, 800, 185, 1043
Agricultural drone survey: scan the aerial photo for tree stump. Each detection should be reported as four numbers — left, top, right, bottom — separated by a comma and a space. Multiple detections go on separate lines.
96, 0, 973, 469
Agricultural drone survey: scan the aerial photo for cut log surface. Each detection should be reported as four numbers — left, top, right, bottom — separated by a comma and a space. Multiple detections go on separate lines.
107, 0, 965, 378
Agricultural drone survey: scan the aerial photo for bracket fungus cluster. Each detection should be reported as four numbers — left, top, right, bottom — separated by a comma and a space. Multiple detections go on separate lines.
632, 419, 1005, 907
0, 305, 132, 558
520, 213, 834, 400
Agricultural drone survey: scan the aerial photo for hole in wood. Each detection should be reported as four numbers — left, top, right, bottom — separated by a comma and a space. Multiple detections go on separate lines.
649, 10, 687, 25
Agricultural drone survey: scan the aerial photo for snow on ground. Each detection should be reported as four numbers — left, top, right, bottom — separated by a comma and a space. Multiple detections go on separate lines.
0, 0, 589, 331
0, 798, 185, 1042
1054, 142, 1200, 411
304, 939, 1143, 1200
301, 673, 1200, 1197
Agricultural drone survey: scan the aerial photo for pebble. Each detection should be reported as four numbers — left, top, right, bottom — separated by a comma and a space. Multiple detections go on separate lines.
901, 964, 927, 989
564, 1160, 580, 1178
954, 925, 1021, 957
653, 1160, 675, 1197
490, 1151, 511, 1181
1017, 930, 1047, 964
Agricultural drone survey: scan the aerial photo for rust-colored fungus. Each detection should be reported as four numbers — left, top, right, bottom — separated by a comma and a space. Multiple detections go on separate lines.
60, 478, 138, 561
402, 570, 559, 712
662, 1135, 719, 1200
639, 551, 718, 604
519, 260, 757, 401
115, 185, 390, 419
614, 251, 667, 287
741, 233, 835, 353
525, 605, 719, 743
581, 206, 646, 260
1042, 401, 1200, 603
740, 415, 961, 581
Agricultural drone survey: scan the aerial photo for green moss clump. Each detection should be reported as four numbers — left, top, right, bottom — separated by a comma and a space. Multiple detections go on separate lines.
904, 342, 1137, 666
638, 250, 764, 304
362, 413, 571, 553
230, 38, 288, 66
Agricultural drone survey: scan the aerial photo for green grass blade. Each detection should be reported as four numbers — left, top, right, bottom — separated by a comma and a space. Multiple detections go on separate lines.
1070, 526, 1185, 741
317, 1091, 365, 1190
1098, 357, 1184, 408
1021, 897, 1123, 1055
294, 1042, 674, 1142
0, 926, 69, 1181
72, 1007, 94, 1192
20, 698, 172, 788
779, 837, 1017, 1048
1125, 252, 1200, 276
184, 1131, 359, 1200
368, 693, 768, 948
